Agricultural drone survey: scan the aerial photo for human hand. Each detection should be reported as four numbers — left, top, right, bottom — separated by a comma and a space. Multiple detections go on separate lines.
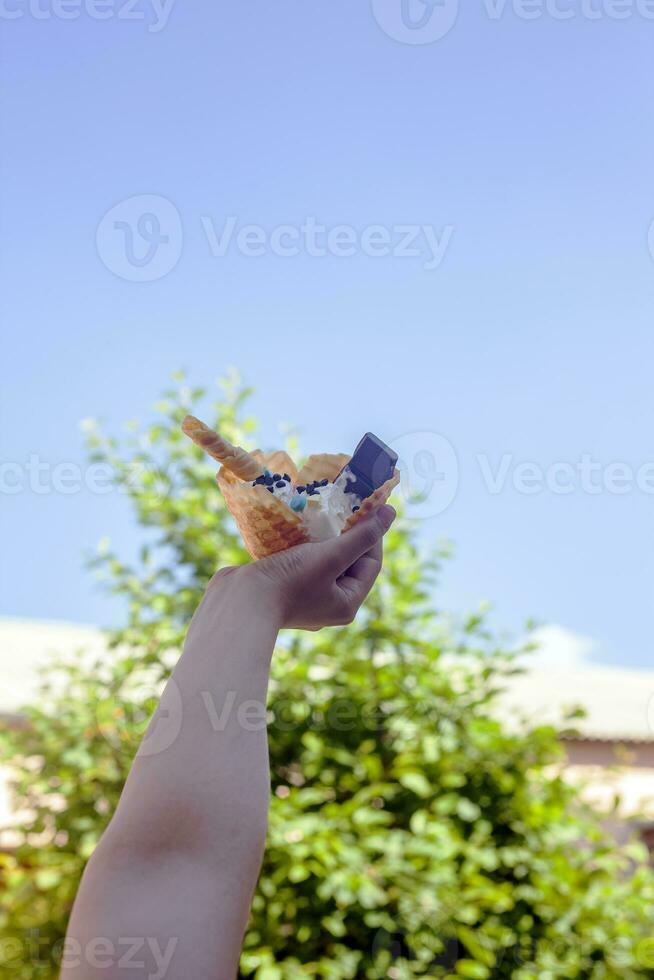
240, 504, 396, 630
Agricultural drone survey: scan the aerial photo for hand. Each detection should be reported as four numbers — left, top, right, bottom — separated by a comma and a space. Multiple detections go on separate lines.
240, 504, 396, 630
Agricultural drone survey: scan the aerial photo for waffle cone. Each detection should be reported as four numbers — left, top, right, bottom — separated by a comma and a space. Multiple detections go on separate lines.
343, 470, 401, 531
182, 415, 261, 481
184, 418, 400, 560
296, 453, 351, 486
217, 451, 309, 559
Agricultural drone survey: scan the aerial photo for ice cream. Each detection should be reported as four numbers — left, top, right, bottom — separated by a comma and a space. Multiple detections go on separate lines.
255, 469, 361, 542
181, 415, 400, 559
252, 470, 296, 507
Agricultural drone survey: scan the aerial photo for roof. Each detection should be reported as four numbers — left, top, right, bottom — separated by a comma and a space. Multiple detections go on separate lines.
498, 665, 654, 743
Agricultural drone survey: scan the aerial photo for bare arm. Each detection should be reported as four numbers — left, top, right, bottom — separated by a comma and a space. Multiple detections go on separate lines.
60, 505, 396, 980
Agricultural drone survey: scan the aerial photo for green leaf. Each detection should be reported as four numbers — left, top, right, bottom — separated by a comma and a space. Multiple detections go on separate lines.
456, 960, 491, 979
398, 772, 431, 798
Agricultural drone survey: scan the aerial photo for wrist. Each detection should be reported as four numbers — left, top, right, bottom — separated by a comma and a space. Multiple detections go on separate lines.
240, 562, 289, 630
205, 563, 287, 632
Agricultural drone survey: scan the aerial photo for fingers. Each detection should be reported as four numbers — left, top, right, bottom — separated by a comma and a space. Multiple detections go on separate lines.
319, 505, 396, 576
341, 534, 382, 586
254, 507, 396, 631
352, 533, 383, 569
338, 538, 383, 610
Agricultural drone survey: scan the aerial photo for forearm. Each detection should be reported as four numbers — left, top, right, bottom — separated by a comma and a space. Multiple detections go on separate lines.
62, 567, 281, 978
104, 566, 281, 856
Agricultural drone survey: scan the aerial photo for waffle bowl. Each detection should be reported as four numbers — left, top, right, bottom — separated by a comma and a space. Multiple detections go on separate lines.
182, 416, 400, 560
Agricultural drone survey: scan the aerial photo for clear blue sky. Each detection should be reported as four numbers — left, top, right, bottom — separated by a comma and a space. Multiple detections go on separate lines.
2, 2, 654, 667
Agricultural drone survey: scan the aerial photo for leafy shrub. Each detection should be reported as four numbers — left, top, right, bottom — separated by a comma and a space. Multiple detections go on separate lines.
1, 373, 653, 979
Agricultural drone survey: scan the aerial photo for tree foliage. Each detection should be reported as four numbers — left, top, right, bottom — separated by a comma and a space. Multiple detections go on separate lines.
1, 373, 653, 979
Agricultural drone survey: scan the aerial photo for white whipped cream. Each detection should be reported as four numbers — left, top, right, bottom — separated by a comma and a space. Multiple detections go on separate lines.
270, 480, 295, 507
302, 472, 360, 542
260, 469, 361, 541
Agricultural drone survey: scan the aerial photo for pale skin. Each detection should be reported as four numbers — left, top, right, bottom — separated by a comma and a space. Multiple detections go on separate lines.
60, 504, 396, 980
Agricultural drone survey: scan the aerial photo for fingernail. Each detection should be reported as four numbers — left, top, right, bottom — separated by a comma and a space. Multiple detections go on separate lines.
377, 505, 396, 531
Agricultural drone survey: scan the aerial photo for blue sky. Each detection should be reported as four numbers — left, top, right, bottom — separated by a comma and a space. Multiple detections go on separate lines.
2, 1, 654, 668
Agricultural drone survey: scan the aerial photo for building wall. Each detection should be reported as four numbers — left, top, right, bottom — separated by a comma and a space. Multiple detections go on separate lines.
564, 738, 654, 769
561, 738, 654, 851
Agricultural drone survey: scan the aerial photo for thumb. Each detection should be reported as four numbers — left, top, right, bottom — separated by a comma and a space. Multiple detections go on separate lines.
319, 505, 396, 575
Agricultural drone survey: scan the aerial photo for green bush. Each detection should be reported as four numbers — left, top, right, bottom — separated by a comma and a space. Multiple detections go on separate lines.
1, 372, 653, 979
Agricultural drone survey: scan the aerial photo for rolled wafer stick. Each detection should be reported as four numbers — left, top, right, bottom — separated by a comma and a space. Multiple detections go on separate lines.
181, 415, 262, 482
